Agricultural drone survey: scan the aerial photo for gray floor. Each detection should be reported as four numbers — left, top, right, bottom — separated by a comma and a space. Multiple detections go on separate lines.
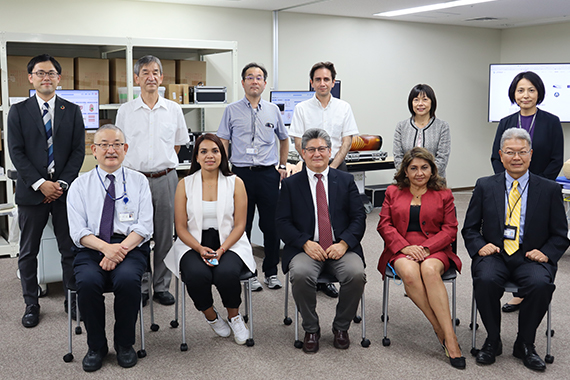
1, 191, 569, 379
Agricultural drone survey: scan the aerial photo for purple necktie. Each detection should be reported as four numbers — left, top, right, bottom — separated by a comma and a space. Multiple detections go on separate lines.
315, 174, 333, 250
99, 174, 115, 243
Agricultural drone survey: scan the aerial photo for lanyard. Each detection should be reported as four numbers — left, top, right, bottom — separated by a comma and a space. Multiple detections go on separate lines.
505, 180, 528, 224
96, 166, 129, 204
517, 112, 537, 136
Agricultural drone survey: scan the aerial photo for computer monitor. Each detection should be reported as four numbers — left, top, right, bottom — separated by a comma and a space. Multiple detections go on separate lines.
488, 63, 570, 122
309, 80, 341, 99
269, 90, 315, 126
30, 89, 100, 129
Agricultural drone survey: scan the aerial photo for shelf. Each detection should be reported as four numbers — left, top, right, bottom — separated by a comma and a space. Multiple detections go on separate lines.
101, 103, 228, 110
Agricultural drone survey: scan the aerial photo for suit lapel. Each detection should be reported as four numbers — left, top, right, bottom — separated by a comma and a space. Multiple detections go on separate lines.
298, 167, 316, 228
327, 168, 338, 224
492, 173, 506, 227
524, 173, 540, 235
25, 96, 46, 137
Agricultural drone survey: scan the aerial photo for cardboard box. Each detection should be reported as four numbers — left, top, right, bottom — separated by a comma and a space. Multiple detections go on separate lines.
7, 56, 74, 97
176, 60, 206, 86
161, 59, 176, 85
109, 58, 138, 104
165, 84, 183, 104
56, 57, 74, 90
74, 57, 109, 104
84, 130, 97, 155
181, 84, 190, 104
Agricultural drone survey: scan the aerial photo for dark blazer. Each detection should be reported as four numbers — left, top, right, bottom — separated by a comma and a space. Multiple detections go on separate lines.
491, 109, 563, 180
377, 185, 460, 279
462, 172, 569, 277
276, 167, 366, 273
8, 95, 85, 206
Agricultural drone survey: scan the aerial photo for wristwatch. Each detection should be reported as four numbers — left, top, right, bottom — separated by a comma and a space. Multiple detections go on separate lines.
278, 164, 287, 170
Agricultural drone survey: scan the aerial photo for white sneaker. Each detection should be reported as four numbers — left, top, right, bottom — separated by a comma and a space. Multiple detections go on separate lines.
228, 314, 249, 345
264, 275, 282, 289
250, 276, 263, 292
205, 310, 231, 337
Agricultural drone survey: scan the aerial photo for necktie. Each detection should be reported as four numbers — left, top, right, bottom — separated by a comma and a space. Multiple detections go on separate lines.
315, 174, 333, 250
99, 174, 116, 243
504, 180, 521, 255
42, 102, 55, 175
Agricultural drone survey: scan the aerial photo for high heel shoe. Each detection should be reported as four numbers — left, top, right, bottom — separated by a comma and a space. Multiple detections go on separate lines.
443, 339, 466, 369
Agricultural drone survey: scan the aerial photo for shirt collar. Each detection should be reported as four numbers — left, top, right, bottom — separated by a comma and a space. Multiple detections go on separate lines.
242, 96, 263, 110
311, 94, 333, 110
35, 93, 56, 111
134, 94, 168, 111
505, 170, 529, 190
306, 166, 330, 181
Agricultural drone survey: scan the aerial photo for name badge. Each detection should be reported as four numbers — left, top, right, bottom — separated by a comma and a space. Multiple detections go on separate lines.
504, 225, 517, 240
119, 212, 135, 222
246, 147, 258, 155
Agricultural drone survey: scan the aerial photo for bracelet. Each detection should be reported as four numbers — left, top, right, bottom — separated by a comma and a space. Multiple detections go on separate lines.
219, 247, 226, 254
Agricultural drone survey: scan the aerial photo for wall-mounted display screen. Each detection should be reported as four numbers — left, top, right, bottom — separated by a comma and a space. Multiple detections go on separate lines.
489, 63, 570, 122
30, 89, 99, 129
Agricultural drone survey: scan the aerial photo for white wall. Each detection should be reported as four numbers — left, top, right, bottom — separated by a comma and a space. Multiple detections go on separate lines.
4, 0, 555, 188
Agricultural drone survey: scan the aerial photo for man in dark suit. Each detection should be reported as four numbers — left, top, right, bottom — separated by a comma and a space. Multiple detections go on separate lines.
462, 128, 569, 371
8, 54, 85, 328
276, 128, 366, 354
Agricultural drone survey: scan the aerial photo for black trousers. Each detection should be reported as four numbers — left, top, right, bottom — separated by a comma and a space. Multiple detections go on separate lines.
232, 166, 280, 276
73, 240, 149, 351
18, 201, 74, 305
180, 228, 244, 311
472, 250, 555, 345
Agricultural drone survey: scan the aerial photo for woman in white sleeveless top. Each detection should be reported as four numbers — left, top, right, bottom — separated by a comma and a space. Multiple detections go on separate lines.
164, 134, 255, 345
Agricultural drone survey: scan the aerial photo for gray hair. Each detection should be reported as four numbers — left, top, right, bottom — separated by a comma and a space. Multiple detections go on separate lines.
95, 124, 126, 143
500, 128, 532, 150
301, 128, 332, 150
134, 55, 163, 76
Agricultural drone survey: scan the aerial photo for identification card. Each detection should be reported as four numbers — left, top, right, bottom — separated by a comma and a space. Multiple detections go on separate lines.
504, 225, 517, 240
119, 212, 135, 222
246, 148, 258, 155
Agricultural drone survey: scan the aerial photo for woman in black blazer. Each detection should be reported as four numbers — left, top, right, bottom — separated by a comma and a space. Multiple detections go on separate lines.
490, 71, 564, 312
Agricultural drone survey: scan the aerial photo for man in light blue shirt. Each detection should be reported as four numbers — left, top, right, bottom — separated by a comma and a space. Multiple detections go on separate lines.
67, 124, 153, 372
217, 62, 289, 290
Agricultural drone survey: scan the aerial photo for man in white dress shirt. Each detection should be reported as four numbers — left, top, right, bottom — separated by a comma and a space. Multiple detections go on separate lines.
67, 124, 153, 372
116, 55, 189, 306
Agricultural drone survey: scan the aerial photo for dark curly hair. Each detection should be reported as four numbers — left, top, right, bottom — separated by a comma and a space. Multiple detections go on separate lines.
394, 147, 446, 190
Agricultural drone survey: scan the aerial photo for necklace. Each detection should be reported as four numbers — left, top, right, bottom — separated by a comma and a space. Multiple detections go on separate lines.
410, 187, 427, 199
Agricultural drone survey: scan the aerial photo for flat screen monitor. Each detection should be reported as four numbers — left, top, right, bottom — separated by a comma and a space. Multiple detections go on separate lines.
309, 80, 341, 99
269, 90, 315, 126
30, 89, 100, 129
488, 63, 570, 122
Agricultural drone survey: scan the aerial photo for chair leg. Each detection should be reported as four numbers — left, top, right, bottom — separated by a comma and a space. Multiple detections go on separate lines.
171, 276, 180, 328
470, 292, 478, 356
360, 292, 370, 347
293, 303, 303, 348
180, 281, 188, 351
245, 278, 254, 346
382, 276, 390, 346
545, 302, 554, 363
452, 278, 457, 334
63, 288, 74, 362
284, 272, 292, 325
137, 295, 147, 358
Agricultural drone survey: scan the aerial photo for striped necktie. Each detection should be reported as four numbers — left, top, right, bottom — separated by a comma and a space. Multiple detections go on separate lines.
42, 102, 55, 175
504, 180, 521, 255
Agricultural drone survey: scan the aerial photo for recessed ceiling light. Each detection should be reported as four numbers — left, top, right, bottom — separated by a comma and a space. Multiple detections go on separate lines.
375, 0, 498, 17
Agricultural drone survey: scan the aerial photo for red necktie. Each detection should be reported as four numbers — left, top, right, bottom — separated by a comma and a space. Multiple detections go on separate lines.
315, 174, 332, 250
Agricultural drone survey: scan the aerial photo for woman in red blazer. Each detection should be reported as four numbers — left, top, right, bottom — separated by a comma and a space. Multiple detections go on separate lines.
377, 147, 464, 369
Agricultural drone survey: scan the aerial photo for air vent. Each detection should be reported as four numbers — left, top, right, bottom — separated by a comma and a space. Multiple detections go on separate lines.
465, 17, 501, 22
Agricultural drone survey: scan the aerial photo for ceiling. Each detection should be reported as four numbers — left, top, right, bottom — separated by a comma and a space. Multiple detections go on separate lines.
140, 0, 570, 29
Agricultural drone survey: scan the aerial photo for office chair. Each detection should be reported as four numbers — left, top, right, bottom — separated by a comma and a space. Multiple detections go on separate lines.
63, 268, 157, 362
381, 266, 459, 347
170, 267, 256, 350
283, 271, 370, 348
470, 281, 554, 363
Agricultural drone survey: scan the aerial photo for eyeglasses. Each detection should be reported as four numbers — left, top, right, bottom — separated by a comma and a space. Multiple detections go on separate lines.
502, 150, 530, 157
31, 71, 60, 79
304, 146, 330, 154
94, 143, 125, 151
244, 75, 264, 82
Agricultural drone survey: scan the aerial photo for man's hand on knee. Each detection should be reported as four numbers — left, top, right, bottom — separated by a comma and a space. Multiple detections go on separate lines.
326, 241, 348, 260
303, 240, 327, 261
478, 243, 500, 256
525, 249, 549, 263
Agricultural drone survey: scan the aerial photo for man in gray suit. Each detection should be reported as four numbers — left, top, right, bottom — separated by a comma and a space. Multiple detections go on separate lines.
8, 54, 85, 328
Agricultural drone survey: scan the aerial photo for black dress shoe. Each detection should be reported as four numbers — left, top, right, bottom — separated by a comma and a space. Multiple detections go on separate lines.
22, 304, 40, 328
317, 283, 338, 298
153, 291, 175, 305
302, 330, 320, 354
476, 338, 502, 365
513, 341, 546, 371
115, 344, 138, 368
142, 293, 149, 307
443, 339, 466, 369
501, 302, 520, 313
82, 345, 108, 372
332, 328, 350, 349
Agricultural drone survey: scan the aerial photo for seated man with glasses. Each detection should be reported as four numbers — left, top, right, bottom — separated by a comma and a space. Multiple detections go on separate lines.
67, 124, 153, 372
276, 128, 366, 354
462, 128, 569, 371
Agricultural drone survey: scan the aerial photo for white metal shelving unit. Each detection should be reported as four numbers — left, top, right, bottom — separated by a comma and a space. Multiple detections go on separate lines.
0, 32, 239, 257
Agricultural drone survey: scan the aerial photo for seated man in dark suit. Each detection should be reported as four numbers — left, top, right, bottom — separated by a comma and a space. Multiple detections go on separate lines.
276, 128, 366, 354
462, 128, 569, 371
67, 125, 153, 372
